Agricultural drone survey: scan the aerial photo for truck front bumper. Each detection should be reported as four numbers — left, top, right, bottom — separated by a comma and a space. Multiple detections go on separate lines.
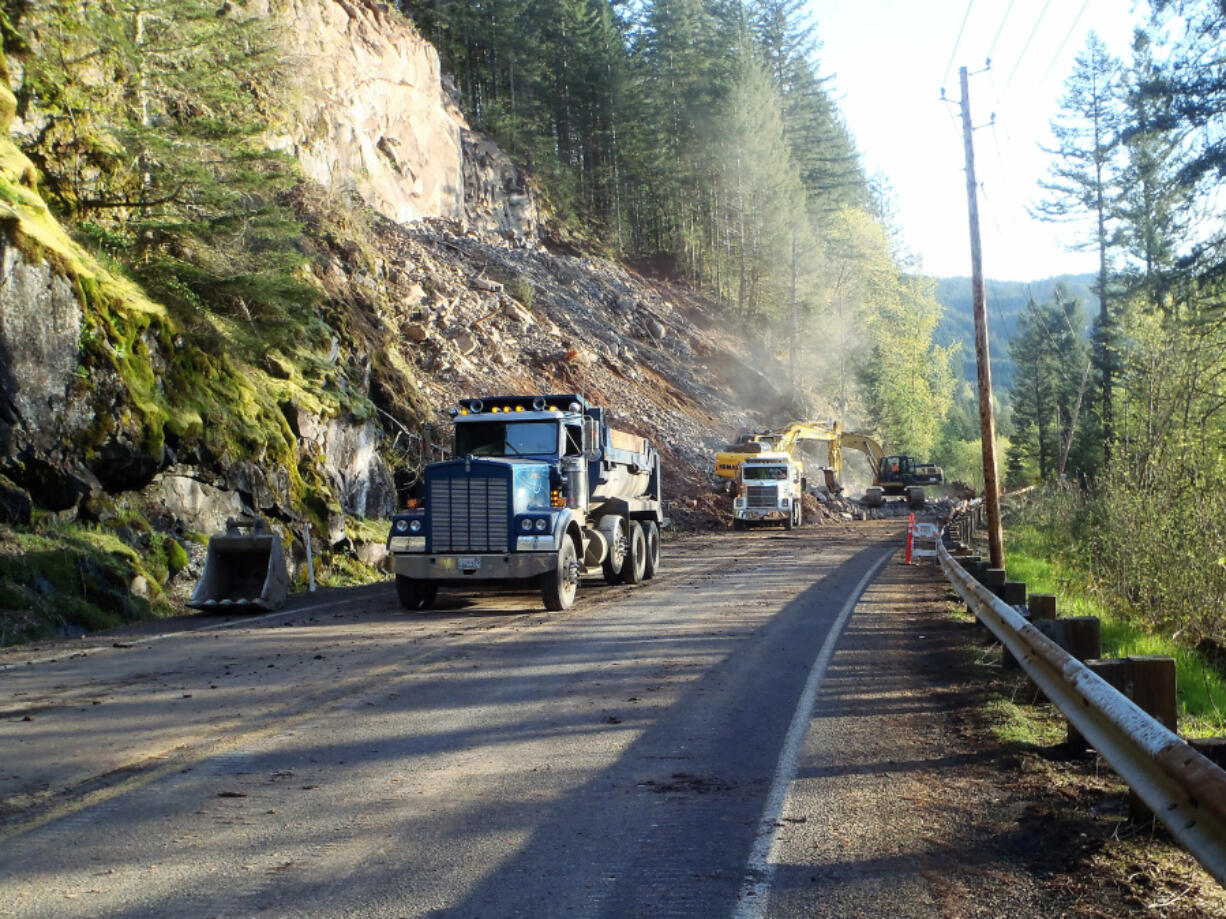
393, 551, 557, 582
735, 508, 788, 521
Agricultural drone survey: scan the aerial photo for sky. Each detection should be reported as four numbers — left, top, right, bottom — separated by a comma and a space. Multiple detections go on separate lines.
808, 0, 1146, 281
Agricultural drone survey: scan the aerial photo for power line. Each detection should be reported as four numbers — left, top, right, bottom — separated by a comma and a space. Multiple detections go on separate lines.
986, 0, 1016, 64
1004, 0, 1054, 94
942, 0, 976, 91
1040, 0, 1092, 87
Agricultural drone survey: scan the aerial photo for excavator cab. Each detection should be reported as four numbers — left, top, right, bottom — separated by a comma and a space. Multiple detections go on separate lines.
878, 455, 916, 486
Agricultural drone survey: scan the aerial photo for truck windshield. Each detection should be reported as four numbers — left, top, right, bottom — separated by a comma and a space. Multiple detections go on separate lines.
455, 421, 559, 457
744, 466, 787, 481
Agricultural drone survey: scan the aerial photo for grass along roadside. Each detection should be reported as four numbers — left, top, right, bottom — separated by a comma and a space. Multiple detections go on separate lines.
1005, 523, 1226, 738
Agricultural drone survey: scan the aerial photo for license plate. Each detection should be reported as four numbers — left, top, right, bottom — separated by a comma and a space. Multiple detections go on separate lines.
458, 556, 481, 571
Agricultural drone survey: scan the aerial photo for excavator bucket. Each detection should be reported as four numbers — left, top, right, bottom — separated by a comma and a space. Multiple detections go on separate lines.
188, 517, 289, 611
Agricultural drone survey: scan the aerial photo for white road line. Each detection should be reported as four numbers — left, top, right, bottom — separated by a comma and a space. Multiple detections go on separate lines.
732, 547, 895, 919
0, 591, 383, 672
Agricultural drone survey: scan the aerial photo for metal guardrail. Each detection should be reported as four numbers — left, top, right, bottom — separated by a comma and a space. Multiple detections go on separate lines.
938, 538, 1226, 886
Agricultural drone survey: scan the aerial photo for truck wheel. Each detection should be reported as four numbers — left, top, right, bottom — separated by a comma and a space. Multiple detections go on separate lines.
419, 584, 438, 610
642, 521, 661, 580
395, 574, 429, 611
600, 516, 626, 585
907, 486, 926, 510
541, 539, 579, 611
620, 521, 647, 584
863, 487, 884, 509
795, 500, 803, 526
733, 518, 746, 531
785, 504, 795, 530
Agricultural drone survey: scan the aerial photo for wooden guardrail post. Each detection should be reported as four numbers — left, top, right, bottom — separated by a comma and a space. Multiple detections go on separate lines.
1036, 617, 1101, 660
979, 566, 1007, 634
1083, 655, 1178, 820
1001, 580, 1028, 670
1028, 593, 1057, 621
983, 568, 1007, 597
1031, 617, 1102, 716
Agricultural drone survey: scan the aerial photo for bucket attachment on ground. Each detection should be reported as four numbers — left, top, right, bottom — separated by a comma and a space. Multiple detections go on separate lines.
189, 517, 289, 611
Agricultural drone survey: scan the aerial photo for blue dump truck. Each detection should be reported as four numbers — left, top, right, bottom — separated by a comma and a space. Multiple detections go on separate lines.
387, 394, 664, 611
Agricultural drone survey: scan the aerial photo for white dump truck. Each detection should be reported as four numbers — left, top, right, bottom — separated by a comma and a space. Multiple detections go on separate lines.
732, 452, 805, 530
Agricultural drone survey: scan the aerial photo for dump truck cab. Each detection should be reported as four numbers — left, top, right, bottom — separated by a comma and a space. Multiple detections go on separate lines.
732, 452, 805, 530
388, 394, 663, 612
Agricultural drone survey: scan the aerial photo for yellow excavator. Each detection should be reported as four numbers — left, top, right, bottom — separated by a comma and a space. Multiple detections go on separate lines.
715, 423, 944, 510
838, 431, 944, 509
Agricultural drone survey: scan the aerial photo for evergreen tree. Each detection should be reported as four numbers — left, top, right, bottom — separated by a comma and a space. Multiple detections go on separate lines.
13, 0, 309, 322
748, 0, 866, 215
1008, 292, 1093, 482
1034, 32, 1124, 462
1117, 30, 1188, 304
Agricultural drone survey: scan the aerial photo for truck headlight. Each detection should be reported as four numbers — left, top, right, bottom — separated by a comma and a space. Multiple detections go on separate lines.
780, 497, 790, 507
393, 518, 410, 533
409, 518, 423, 534
520, 518, 533, 532
534, 517, 548, 532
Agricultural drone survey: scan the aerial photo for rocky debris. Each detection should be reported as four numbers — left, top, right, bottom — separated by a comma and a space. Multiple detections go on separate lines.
366, 218, 798, 517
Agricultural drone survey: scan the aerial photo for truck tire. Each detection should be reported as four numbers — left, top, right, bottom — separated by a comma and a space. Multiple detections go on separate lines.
541, 538, 579, 611
863, 487, 884, 509
395, 574, 434, 611
599, 516, 626, 585
733, 518, 746, 531
785, 504, 795, 530
642, 521, 661, 580
907, 486, 926, 510
620, 521, 647, 584
795, 499, 803, 526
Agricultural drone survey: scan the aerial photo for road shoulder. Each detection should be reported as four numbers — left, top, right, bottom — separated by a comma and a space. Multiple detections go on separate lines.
764, 552, 1226, 918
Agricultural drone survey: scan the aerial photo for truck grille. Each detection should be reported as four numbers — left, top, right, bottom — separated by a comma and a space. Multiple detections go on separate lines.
430, 476, 510, 552
745, 485, 778, 508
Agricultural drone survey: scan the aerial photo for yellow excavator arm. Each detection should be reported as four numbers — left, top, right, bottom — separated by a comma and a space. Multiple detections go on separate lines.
835, 431, 885, 472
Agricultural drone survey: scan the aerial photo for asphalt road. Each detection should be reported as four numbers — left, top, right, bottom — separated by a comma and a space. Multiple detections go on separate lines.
0, 521, 903, 918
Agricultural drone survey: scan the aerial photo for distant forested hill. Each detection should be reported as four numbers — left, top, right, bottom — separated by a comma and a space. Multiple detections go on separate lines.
931, 274, 1098, 389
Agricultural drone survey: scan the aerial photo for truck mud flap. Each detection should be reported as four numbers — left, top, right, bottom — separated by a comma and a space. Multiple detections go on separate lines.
188, 517, 289, 611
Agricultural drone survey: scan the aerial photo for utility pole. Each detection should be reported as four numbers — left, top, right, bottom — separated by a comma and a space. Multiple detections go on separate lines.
959, 66, 1005, 570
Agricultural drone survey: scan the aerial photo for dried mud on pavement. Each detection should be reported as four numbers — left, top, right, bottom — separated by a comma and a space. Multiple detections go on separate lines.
767, 555, 1226, 919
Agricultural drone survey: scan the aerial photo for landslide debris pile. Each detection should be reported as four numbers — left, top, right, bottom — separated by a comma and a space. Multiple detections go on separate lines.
361, 213, 803, 521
